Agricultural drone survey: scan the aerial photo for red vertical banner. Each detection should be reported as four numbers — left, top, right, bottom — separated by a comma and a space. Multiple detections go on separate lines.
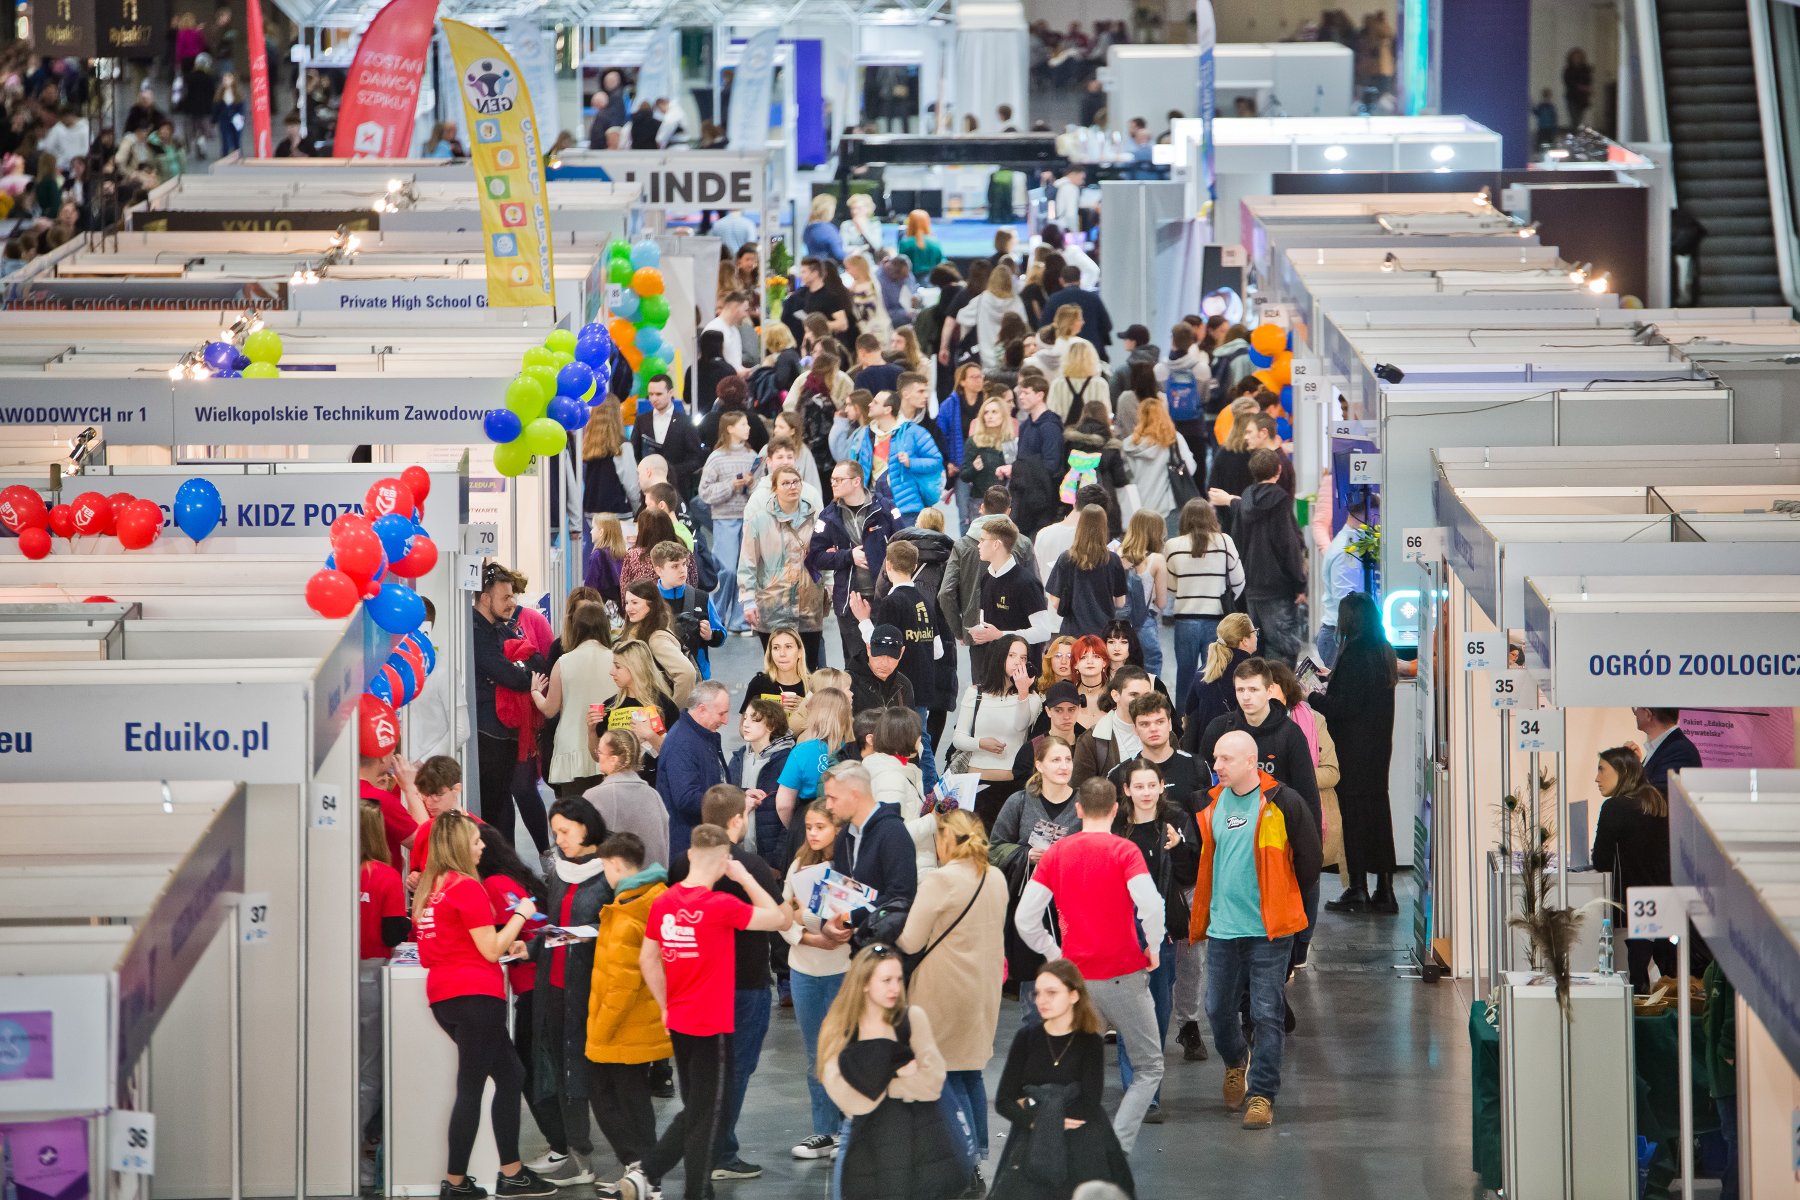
331, 0, 440, 158
246, 0, 273, 157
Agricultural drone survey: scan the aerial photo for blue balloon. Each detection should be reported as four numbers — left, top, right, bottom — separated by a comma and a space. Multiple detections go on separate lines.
556, 361, 596, 398
364, 581, 425, 635
371, 512, 414, 564
1248, 348, 1273, 370
214, 369, 242, 379
548, 395, 589, 432
578, 321, 607, 342
232, 352, 251, 371
483, 407, 523, 443
366, 673, 395, 706
411, 630, 437, 674
576, 331, 614, 369
173, 478, 223, 542
630, 241, 662, 269
203, 341, 238, 371
635, 326, 663, 358
612, 291, 640, 321
384, 653, 422, 705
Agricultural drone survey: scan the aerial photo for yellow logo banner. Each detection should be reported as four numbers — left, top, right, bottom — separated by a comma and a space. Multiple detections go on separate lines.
441, 20, 556, 309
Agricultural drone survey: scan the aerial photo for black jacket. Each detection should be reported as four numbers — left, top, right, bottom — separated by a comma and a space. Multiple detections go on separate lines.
831, 800, 919, 909
878, 528, 959, 708
530, 863, 613, 1103
1011, 410, 1066, 538
472, 607, 544, 739
1193, 699, 1321, 824
806, 497, 901, 616
1062, 419, 1130, 539
849, 654, 915, 713
726, 737, 796, 871
1642, 727, 1703, 797
1234, 480, 1305, 598
631, 407, 704, 498
1182, 646, 1252, 736
1042, 285, 1113, 358
1308, 637, 1396, 804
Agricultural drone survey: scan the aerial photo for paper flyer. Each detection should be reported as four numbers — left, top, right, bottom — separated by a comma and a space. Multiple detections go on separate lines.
808, 868, 878, 922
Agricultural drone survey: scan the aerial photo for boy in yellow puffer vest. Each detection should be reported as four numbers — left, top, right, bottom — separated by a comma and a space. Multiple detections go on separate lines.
587, 833, 672, 1176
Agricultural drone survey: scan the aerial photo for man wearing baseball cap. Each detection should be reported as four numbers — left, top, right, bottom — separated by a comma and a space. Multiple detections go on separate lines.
1015, 680, 1084, 778
850, 538, 946, 794
849, 624, 914, 714
1111, 323, 1161, 409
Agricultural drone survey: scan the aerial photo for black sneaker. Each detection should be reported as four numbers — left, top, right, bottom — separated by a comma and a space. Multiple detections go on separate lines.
649, 1060, 675, 1099
495, 1167, 557, 1198
1177, 1020, 1209, 1062
441, 1180, 487, 1200
1143, 1103, 1165, 1124
709, 1159, 763, 1180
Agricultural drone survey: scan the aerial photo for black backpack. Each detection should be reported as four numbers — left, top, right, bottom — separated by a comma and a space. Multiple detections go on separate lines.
747, 365, 783, 419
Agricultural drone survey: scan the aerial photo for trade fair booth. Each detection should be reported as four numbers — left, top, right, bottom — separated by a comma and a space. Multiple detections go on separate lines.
1103, 42, 1356, 137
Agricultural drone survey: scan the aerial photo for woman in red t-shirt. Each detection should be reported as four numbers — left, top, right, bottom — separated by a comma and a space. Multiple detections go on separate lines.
358, 803, 410, 1190
414, 811, 556, 1198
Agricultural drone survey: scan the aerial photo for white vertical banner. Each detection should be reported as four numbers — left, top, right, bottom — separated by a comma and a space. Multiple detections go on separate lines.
726, 29, 780, 151
505, 21, 561, 149
636, 25, 679, 116
1195, 0, 1217, 206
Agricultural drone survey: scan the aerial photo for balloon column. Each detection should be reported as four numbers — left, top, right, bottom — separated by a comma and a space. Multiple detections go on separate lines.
482, 318, 616, 478
1247, 322, 1295, 413
190, 329, 285, 380
605, 239, 672, 416
3, 483, 168, 558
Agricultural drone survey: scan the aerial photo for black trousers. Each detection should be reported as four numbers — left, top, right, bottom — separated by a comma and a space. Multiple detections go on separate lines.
477, 733, 548, 852
1627, 937, 1679, 995
431, 995, 523, 1175
643, 1031, 733, 1200
588, 1061, 658, 1171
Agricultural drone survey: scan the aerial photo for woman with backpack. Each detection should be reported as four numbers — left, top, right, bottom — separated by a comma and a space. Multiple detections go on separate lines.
1047, 338, 1104, 422
1156, 322, 1213, 475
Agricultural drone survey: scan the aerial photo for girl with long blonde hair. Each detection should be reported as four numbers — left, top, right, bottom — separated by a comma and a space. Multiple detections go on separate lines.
1186, 611, 1260, 733
1048, 336, 1104, 421
743, 626, 811, 715
776, 686, 855, 827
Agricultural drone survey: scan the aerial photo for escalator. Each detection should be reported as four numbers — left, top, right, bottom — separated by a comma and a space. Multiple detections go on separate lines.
1657, 0, 1789, 305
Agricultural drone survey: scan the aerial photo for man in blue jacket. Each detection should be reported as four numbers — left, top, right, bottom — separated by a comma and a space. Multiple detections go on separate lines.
654, 681, 731, 857
850, 389, 943, 527
820, 760, 919, 944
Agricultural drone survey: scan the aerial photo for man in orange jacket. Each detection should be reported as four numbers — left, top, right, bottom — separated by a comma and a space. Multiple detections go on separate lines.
1189, 730, 1321, 1131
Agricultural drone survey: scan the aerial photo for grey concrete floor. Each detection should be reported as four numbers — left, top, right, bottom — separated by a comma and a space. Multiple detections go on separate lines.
519, 628, 1481, 1199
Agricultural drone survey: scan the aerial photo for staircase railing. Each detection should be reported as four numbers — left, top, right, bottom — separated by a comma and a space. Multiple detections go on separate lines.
1749, 0, 1800, 308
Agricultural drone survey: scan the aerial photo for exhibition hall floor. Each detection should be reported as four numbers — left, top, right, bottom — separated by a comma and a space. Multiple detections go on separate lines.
506, 633, 1478, 1199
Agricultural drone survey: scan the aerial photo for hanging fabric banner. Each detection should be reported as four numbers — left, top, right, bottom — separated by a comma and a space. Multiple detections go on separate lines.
635, 25, 678, 119
1195, 0, 1217, 210
332, 0, 439, 158
440, 20, 557, 308
725, 29, 779, 151
246, 0, 273, 157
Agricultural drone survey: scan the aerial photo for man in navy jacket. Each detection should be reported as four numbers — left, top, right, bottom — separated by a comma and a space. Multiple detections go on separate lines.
654, 681, 731, 857
806, 461, 901, 669
1042, 264, 1114, 360
820, 760, 918, 943
1635, 707, 1704, 796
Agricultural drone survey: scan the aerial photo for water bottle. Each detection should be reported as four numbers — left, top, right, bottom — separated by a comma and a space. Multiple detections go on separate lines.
1597, 916, 1615, 975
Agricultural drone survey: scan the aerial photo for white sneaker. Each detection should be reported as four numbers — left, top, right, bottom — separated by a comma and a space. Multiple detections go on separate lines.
791, 1134, 838, 1159
616, 1168, 660, 1200
524, 1152, 565, 1173
540, 1153, 593, 1187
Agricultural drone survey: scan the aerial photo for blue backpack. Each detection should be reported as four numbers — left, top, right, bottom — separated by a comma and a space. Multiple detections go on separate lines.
1165, 364, 1203, 421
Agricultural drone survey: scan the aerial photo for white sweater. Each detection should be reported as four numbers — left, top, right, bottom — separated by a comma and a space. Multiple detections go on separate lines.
950, 688, 1044, 772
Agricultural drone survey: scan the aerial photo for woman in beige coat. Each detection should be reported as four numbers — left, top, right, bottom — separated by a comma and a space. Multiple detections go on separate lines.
896, 809, 1007, 1174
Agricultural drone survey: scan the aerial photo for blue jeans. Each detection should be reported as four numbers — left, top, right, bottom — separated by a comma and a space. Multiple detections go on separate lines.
1205, 935, 1294, 1102
711, 517, 747, 631
914, 705, 941, 795
1118, 936, 1175, 1103
789, 969, 844, 1137
1173, 616, 1219, 719
715, 984, 772, 1161
942, 1069, 988, 1160
1716, 1097, 1739, 1200
1137, 614, 1164, 680
1315, 623, 1339, 669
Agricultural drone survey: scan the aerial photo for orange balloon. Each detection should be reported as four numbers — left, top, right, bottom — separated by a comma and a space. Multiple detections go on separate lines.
1250, 323, 1286, 357
1265, 353, 1292, 388
1213, 407, 1234, 445
622, 345, 644, 371
631, 267, 665, 297
608, 317, 637, 350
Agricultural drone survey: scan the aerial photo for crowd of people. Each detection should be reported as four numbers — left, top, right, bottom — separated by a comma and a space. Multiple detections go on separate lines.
346, 226, 1429, 1200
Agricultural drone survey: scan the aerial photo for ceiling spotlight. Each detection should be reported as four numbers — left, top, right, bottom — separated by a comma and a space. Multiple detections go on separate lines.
1567, 262, 1591, 285
291, 266, 305, 286
1373, 363, 1406, 384
1472, 186, 1491, 208
168, 365, 184, 381
1430, 144, 1455, 163
1517, 224, 1537, 239
1381, 252, 1397, 273
1588, 273, 1611, 294
1323, 144, 1348, 162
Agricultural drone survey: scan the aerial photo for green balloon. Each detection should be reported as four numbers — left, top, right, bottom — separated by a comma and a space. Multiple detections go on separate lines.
505, 374, 549, 422
521, 346, 558, 369
638, 295, 670, 328
493, 440, 533, 477
639, 355, 669, 379
546, 350, 574, 369
243, 328, 284, 364
242, 361, 280, 379
523, 416, 567, 457
544, 329, 577, 356
608, 239, 633, 263
607, 258, 635, 286
523, 364, 560, 394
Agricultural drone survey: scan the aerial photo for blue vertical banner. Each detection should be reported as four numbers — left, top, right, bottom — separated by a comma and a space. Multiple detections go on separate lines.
726, 29, 781, 151
1196, 0, 1217, 211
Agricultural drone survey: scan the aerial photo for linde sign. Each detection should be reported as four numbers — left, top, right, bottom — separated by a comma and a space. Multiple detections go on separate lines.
584, 152, 765, 211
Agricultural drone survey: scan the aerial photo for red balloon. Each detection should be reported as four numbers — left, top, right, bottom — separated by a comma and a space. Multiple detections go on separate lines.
376, 663, 410, 707
116, 511, 158, 550
401, 465, 432, 505
334, 525, 384, 584
0, 485, 47, 533
108, 492, 136, 522
69, 492, 112, 536
393, 641, 426, 681
127, 499, 164, 531
83, 595, 115, 603
47, 505, 74, 538
305, 568, 360, 618
392, 535, 438, 578
364, 478, 416, 520
16, 527, 50, 559
359, 694, 401, 758
330, 512, 374, 545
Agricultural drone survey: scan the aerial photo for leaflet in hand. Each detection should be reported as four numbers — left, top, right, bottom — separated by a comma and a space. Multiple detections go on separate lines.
809, 868, 878, 922
543, 924, 598, 947
1029, 820, 1068, 852
1296, 656, 1327, 695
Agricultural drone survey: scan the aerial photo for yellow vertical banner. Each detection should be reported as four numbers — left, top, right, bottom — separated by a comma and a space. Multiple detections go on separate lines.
440, 20, 556, 308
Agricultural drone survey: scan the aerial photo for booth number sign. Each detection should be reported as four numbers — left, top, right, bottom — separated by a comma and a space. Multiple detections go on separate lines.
1402, 527, 1446, 563
1461, 634, 1500, 671
1347, 453, 1381, 485
1626, 886, 1686, 940
1490, 670, 1529, 709
238, 892, 273, 945
109, 1111, 155, 1174
1513, 709, 1563, 753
